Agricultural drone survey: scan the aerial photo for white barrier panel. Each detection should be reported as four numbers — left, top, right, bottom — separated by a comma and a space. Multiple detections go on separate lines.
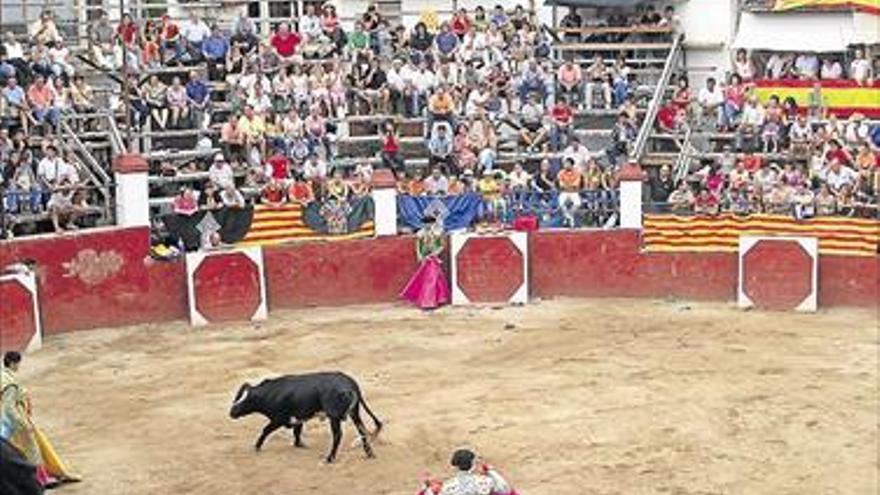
185, 247, 268, 326
0, 271, 43, 352
450, 231, 529, 305
738, 236, 818, 312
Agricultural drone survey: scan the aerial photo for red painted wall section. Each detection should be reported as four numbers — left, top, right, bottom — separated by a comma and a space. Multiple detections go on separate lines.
263, 236, 419, 308
529, 230, 738, 301
0, 227, 188, 334
193, 253, 261, 322
0, 279, 36, 352
818, 256, 879, 307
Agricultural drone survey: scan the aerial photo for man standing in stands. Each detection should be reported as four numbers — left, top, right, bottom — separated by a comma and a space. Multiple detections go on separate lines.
557, 157, 583, 227
202, 25, 229, 81
185, 71, 210, 130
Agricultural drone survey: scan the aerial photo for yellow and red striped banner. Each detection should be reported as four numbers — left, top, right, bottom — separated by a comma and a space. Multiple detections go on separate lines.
753, 79, 880, 118
237, 204, 374, 247
774, 0, 880, 14
643, 213, 880, 257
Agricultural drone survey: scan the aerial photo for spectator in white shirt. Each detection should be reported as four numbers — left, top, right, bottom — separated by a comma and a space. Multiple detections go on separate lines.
423, 167, 449, 195
181, 13, 211, 54
2, 32, 25, 61
385, 59, 406, 114
37, 144, 77, 186
407, 62, 435, 116
697, 77, 724, 128
819, 58, 843, 80
208, 153, 235, 189
508, 163, 531, 190
299, 3, 323, 41
822, 159, 857, 193
764, 52, 792, 80
302, 154, 327, 181
849, 48, 872, 85
562, 138, 591, 171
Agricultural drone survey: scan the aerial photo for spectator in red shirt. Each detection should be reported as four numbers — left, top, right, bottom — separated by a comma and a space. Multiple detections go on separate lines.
380, 120, 403, 171
261, 179, 286, 206
270, 22, 301, 59
266, 147, 291, 180
549, 96, 574, 149
451, 9, 472, 37
824, 139, 852, 167
116, 13, 138, 48
287, 178, 315, 205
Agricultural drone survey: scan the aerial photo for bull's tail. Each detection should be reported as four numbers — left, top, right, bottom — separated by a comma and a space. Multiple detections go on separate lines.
358, 395, 383, 438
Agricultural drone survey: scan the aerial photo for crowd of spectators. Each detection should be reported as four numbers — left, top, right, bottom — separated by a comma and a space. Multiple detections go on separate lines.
109, 2, 671, 232
1, 10, 98, 237
649, 47, 880, 218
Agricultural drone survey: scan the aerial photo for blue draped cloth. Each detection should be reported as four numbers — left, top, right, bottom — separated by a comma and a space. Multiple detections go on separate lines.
397, 193, 485, 230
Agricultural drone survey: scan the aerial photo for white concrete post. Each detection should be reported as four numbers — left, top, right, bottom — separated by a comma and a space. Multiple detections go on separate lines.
618, 162, 645, 230
113, 153, 150, 228
371, 169, 398, 236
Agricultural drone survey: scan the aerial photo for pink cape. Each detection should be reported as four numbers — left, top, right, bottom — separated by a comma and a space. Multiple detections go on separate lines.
400, 256, 450, 310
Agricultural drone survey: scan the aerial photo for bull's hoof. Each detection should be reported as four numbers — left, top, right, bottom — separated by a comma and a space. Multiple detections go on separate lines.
324, 456, 335, 464
294, 443, 307, 449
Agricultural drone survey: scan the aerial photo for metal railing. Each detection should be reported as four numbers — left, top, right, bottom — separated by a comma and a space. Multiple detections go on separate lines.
630, 33, 684, 164
59, 117, 115, 223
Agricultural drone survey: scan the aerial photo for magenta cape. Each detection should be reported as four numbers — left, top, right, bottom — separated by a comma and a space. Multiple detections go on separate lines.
400, 256, 450, 309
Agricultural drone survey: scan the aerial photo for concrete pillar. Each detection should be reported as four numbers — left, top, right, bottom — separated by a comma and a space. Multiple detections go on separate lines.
618, 162, 645, 230
371, 168, 398, 236
112, 153, 150, 228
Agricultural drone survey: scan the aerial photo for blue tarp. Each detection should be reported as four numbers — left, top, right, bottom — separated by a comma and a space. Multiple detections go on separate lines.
397, 193, 485, 231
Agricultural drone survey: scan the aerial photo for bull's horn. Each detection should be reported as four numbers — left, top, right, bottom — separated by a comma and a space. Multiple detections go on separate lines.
232, 383, 251, 405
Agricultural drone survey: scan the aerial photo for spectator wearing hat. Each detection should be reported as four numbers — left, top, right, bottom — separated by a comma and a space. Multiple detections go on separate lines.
208, 153, 235, 190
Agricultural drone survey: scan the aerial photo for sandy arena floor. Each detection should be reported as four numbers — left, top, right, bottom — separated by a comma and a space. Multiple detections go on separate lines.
17, 298, 879, 495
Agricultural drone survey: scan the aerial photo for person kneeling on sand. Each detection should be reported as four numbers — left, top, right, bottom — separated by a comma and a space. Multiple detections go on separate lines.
417, 448, 518, 495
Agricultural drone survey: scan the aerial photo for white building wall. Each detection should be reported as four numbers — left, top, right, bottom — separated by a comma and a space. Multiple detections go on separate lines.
679, 0, 738, 85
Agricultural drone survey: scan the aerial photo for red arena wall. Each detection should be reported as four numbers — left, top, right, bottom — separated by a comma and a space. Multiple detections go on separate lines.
0, 227, 875, 337
0, 227, 188, 334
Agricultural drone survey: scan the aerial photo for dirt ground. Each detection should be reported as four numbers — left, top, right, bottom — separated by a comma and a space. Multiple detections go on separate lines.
18, 298, 879, 495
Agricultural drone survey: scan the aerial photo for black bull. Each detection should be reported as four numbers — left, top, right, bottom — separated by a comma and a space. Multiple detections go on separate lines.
229, 372, 383, 463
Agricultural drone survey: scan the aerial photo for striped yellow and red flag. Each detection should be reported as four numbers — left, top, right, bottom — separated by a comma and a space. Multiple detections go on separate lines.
774, 0, 880, 14
237, 204, 374, 247
643, 213, 880, 257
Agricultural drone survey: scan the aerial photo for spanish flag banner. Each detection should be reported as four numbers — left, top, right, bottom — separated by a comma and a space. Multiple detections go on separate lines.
643, 214, 880, 257
774, 0, 880, 14
753, 79, 880, 118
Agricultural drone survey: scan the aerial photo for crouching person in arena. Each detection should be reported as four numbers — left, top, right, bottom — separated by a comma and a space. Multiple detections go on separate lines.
417, 448, 518, 495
